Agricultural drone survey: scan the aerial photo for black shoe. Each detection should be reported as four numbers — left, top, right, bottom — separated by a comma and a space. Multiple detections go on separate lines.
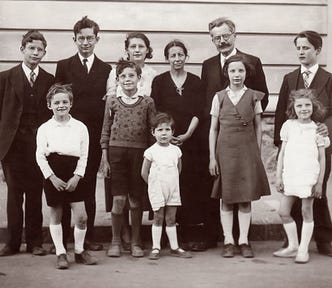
222, 244, 234, 258
0, 245, 19, 257
29, 246, 47, 256
75, 250, 98, 265
56, 254, 69, 270
84, 241, 103, 251
239, 243, 254, 258
191, 242, 207, 252
317, 242, 332, 257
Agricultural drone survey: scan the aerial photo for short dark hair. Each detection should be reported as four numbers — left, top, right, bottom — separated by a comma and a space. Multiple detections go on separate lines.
73, 16, 100, 37
125, 32, 153, 60
223, 54, 253, 79
294, 30, 322, 50
163, 39, 188, 59
208, 17, 236, 33
46, 83, 73, 107
151, 112, 175, 132
115, 58, 142, 78
286, 89, 326, 122
21, 30, 47, 49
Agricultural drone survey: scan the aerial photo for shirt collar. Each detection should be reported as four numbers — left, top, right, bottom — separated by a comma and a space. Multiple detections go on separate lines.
221, 48, 237, 60
301, 64, 319, 75
22, 62, 39, 79
117, 89, 143, 100
78, 53, 95, 65
51, 115, 73, 127
226, 85, 248, 93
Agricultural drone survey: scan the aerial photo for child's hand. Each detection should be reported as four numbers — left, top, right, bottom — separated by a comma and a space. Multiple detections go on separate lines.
66, 175, 81, 192
276, 177, 284, 193
209, 159, 219, 176
49, 174, 67, 191
312, 183, 323, 199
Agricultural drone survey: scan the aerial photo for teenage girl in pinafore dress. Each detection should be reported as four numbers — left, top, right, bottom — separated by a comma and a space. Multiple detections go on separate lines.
209, 55, 270, 258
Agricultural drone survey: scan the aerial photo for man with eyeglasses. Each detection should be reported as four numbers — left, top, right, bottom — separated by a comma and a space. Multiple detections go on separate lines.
193, 17, 269, 252
54, 16, 111, 254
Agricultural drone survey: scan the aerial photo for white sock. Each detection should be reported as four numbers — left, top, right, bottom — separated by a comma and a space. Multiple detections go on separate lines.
152, 225, 162, 250
49, 224, 66, 256
238, 210, 251, 245
298, 221, 314, 253
220, 210, 234, 245
283, 221, 299, 249
74, 226, 87, 254
165, 226, 179, 250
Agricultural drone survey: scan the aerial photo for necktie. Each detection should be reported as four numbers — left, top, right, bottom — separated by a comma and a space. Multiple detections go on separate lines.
29, 70, 36, 87
302, 70, 311, 89
83, 58, 88, 74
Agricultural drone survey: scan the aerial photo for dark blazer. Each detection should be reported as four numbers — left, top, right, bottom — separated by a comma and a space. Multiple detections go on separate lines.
0, 64, 54, 160
274, 67, 332, 147
201, 50, 269, 120
55, 54, 111, 138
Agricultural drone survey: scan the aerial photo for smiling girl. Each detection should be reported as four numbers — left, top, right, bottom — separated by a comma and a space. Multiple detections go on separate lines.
209, 55, 270, 258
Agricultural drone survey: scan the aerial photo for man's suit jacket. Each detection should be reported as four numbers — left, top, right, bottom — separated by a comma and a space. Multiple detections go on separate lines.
0, 64, 54, 160
201, 50, 269, 122
274, 67, 332, 147
55, 54, 111, 140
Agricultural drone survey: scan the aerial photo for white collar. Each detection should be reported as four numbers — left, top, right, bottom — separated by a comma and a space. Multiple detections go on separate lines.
226, 85, 248, 93
221, 48, 237, 60
78, 53, 95, 65
51, 115, 73, 127
117, 89, 143, 100
301, 64, 319, 75
22, 62, 39, 78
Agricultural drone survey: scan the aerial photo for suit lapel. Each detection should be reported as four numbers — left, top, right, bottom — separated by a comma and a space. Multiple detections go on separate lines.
311, 67, 329, 97
288, 68, 301, 91
11, 65, 25, 103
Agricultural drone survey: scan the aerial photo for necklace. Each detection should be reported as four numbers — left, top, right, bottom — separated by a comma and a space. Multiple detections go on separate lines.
170, 71, 187, 96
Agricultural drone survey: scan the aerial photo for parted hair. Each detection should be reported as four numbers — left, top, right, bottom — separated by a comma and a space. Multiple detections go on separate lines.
46, 83, 73, 106
73, 16, 100, 37
294, 30, 322, 50
286, 89, 326, 122
223, 54, 253, 80
208, 17, 236, 33
125, 32, 153, 60
151, 112, 175, 132
163, 39, 188, 59
21, 30, 47, 49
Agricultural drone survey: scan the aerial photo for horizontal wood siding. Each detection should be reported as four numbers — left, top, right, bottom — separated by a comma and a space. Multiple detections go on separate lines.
0, 0, 328, 113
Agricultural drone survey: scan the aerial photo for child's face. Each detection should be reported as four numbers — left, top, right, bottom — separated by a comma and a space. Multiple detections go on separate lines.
152, 122, 174, 146
48, 92, 72, 120
295, 37, 320, 68
117, 67, 140, 95
227, 61, 246, 88
167, 46, 186, 71
126, 37, 148, 63
20, 40, 46, 70
294, 98, 313, 122
74, 28, 99, 58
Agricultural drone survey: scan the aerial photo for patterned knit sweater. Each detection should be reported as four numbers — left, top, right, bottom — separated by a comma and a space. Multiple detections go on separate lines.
100, 95, 156, 149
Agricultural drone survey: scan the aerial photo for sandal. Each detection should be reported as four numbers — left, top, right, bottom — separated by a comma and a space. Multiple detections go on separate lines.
170, 248, 192, 258
149, 248, 160, 260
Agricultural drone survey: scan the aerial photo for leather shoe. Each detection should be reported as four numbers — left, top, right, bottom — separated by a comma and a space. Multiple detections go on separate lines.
75, 250, 97, 265
191, 242, 207, 252
317, 242, 332, 257
56, 254, 69, 269
239, 243, 254, 258
0, 245, 18, 257
222, 244, 234, 258
30, 246, 47, 256
84, 241, 103, 251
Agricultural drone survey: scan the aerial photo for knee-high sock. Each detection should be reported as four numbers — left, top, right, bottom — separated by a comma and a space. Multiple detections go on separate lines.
283, 221, 299, 249
130, 207, 143, 246
74, 226, 87, 254
238, 210, 251, 245
166, 226, 179, 250
220, 210, 234, 245
49, 224, 66, 256
111, 213, 123, 245
298, 221, 314, 253
152, 225, 163, 250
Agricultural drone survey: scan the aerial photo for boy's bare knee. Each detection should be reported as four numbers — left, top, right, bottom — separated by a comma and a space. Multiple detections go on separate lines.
154, 211, 164, 226
112, 197, 126, 214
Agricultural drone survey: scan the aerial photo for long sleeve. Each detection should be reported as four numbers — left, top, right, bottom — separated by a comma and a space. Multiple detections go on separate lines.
100, 96, 114, 149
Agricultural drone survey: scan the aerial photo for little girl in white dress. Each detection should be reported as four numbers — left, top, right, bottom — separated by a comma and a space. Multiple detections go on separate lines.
274, 89, 329, 263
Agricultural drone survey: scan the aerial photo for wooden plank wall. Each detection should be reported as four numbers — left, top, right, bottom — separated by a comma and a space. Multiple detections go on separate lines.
0, 0, 328, 113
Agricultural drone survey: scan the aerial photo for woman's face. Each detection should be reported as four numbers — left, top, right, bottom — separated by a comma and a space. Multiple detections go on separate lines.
126, 37, 149, 63
167, 46, 186, 71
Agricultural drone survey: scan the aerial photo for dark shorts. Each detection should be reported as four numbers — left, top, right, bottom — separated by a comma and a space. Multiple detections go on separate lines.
44, 153, 84, 207
109, 146, 145, 199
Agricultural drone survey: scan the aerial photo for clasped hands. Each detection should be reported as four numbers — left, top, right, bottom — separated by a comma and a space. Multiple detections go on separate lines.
49, 174, 81, 192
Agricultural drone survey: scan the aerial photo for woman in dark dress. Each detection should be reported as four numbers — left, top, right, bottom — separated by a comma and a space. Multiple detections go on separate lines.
151, 40, 204, 250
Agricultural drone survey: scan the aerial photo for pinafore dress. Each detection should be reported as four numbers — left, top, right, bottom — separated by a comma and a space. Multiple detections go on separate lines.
211, 89, 271, 203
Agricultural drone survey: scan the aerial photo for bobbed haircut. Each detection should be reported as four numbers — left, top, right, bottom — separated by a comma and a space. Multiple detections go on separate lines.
46, 83, 73, 106
294, 30, 322, 50
21, 30, 47, 49
73, 16, 100, 37
151, 112, 175, 132
223, 54, 253, 79
286, 89, 326, 122
163, 39, 188, 59
125, 32, 153, 60
115, 58, 142, 78
208, 17, 236, 33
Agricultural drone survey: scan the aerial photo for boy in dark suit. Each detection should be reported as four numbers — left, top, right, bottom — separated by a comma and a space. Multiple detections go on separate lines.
55, 16, 111, 251
0, 30, 54, 256
274, 30, 332, 256
195, 17, 269, 251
